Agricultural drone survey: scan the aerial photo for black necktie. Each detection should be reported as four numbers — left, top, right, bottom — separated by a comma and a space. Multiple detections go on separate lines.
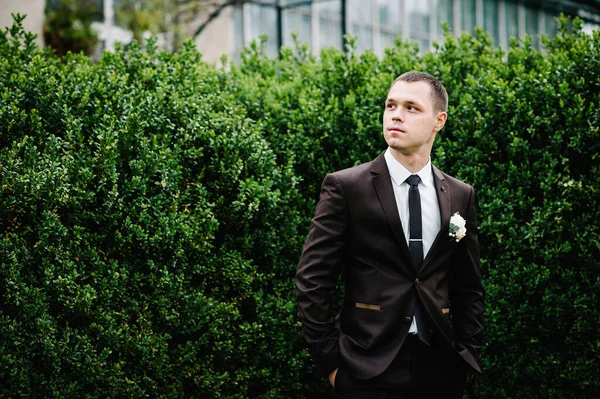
406, 174, 432, 346
406, 175, 423, 270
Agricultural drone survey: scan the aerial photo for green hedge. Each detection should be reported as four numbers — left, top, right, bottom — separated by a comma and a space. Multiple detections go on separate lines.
226, 22, 600, 398
1, 15, 306, 398
1, 14, 599, 398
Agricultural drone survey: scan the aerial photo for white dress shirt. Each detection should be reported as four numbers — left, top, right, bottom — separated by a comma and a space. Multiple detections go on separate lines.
384, 148, 441, 333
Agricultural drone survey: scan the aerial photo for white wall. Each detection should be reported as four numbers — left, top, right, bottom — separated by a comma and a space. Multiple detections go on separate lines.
192, 6, 233, 64
0, 0, 46, 47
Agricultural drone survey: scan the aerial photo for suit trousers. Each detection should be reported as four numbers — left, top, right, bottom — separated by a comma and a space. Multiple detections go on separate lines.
334, 334, 467, 399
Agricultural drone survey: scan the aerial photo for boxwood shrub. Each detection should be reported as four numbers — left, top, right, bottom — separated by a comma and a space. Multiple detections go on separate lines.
1, 15, 305, 399
1, 13, 599, 399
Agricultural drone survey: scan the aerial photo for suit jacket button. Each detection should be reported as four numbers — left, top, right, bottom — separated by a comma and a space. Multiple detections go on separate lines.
404, 316, 412, 323
415, 278, 421, 285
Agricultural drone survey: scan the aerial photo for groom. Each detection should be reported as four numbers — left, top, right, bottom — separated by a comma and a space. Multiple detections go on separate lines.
295, 71, 484, 398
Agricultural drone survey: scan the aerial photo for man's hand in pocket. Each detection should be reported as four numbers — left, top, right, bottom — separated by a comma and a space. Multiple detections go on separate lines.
329, 368, 339, 388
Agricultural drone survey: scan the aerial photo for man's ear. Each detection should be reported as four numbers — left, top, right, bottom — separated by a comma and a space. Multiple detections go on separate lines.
433, 111, 447, 133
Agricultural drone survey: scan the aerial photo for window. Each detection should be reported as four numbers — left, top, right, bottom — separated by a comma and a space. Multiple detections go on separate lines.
232, 5, 244, 62
525, 6, 539, 48
543, 11, 557, 38
229, 0, 597, 61
483, 0, 500, 45
248, 2, 279, 56
378, 0, 402, 52
505, 1, 519, 40
461, 0, 477, 34
283, 3, 312, 49
348, 0, 374, 52
318, 0, 343, 50
435, 0, 453, 36
407, 0, 431, 51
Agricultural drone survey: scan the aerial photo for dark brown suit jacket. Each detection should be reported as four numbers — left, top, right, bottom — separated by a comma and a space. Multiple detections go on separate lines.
295, 153, 484, 380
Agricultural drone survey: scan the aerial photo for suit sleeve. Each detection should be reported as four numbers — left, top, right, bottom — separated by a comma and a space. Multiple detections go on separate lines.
450, 186, 485, 374
295, 173, 349, 376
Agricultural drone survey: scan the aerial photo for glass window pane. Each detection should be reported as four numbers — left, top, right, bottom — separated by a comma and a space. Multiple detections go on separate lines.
483, 1, 499, 45
407, 1, 431, 51
544, 12, 557, 38
378, 0, 401, 51
249, 3, 279, 56
461, 0, 476, 34
348, 0, 373, 52
435, 0, 453, 36
525, 6, 539, 48
505, 2, 519, 39
232, 4, 244, 62
348, 0, 373, 23
407, 1, 430, 35
283, 4, 312, 49
380, 32, 396, 52
318, 0, 342, 50
379, 0, 401, 31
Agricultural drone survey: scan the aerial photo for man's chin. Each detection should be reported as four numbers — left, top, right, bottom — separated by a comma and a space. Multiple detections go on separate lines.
386, 142, 409, 154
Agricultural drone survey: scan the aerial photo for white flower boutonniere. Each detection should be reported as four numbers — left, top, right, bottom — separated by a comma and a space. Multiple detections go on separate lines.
449, 212, 467, 242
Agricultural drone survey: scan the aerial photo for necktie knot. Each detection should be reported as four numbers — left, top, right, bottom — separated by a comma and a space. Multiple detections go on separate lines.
406, 174, 421, 188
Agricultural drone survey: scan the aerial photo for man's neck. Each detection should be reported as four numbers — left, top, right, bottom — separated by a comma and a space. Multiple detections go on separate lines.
388, 147, 431, 173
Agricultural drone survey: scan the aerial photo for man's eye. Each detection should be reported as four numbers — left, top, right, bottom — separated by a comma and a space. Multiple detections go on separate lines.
387, 103, 395, 109
408, 106, 417, 111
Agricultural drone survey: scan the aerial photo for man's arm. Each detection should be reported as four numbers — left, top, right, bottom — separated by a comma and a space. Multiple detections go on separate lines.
295, 173, 349, 377
450, 186, 485, 374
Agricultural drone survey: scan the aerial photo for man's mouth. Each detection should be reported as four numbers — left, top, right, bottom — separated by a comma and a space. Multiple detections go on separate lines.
388, 127, 405, 133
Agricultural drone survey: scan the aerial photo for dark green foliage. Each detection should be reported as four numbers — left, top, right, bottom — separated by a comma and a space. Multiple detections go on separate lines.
1, 15, 305, 399
226, 20, 599, 399
420, 23, 600, 399
1, 13, 599, 399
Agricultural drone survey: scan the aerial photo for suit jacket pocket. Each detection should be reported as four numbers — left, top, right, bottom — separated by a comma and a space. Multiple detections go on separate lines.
340, 304, 385, 348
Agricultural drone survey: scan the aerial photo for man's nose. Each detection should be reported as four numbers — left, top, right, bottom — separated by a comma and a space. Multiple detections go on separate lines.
392, 109, 404, 121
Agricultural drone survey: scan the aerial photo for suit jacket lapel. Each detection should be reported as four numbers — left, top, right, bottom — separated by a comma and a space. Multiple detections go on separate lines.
422, 166, 451, 269
370, 154, 410, 257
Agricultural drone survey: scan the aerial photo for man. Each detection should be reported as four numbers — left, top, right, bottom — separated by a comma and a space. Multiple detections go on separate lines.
295, 71, 484, 398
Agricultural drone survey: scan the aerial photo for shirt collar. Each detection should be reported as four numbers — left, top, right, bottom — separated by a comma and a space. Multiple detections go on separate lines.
384, 148, 434, 188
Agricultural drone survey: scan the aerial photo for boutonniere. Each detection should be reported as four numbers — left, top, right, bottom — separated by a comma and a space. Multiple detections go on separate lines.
449, 212, 467, 242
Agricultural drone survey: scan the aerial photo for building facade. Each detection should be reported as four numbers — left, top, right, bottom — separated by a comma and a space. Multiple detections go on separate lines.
216, 0, 600, 63
3, 0, 599, 62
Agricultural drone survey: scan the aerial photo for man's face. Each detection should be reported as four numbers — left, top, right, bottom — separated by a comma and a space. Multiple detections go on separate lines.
383, 80, 446, 158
